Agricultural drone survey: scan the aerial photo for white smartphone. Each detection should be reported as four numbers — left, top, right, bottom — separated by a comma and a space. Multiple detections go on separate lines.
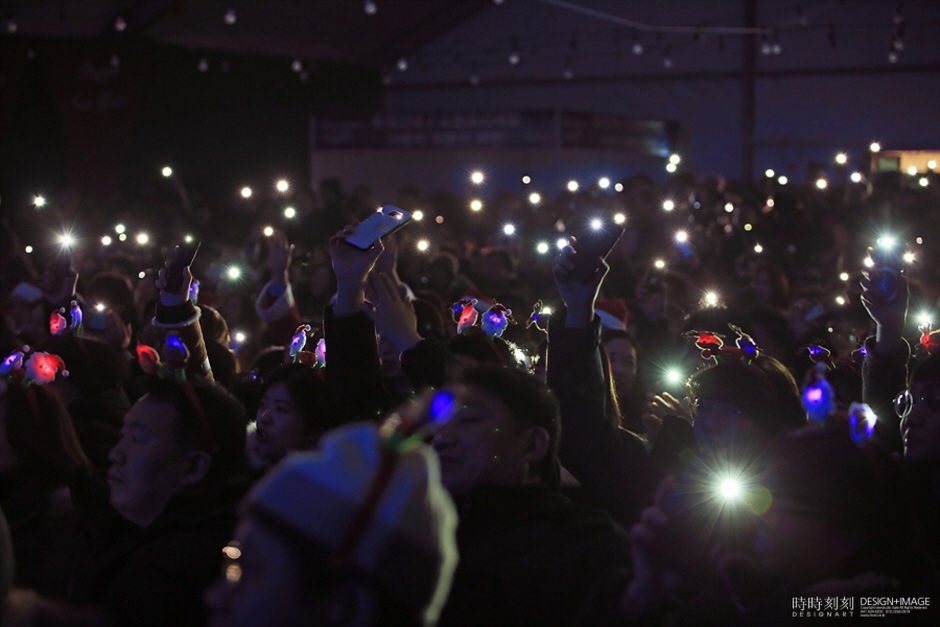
344, 205, 413, 250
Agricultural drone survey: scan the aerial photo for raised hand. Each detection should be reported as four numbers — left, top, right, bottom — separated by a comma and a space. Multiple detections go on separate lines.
329, 221, 385, 316
552, 237, 609, 329
364, 272, 422, 352
156, 260, 193, 307
266, 229, 293, 288
860, 270, 908, 357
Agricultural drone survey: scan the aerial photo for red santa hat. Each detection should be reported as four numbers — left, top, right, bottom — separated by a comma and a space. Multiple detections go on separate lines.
595, 299, 629, 331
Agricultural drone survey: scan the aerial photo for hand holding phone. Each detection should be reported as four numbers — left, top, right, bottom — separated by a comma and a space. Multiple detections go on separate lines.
344, 205, 412, 251
566, 222, 625, 284
165, 241, 201, 295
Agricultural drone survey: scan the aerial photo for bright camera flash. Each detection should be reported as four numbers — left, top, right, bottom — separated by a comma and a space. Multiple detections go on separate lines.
536, 241, 550, 254
718, 478, 742, 500
470, 171, 484, 184
613, 213, 626, 224
283, 207, 297, 219
275, 179, 289, 193
835, 153, 848, 165
263, 226, 274, 237
877, 236, 897, 249
850, 172, 862, 183
226, 266, 241, 280
777, 175, 788, 185
598, 177, 610, 189
869, 142, 881, 153
918, 312, 933, 327
161, 166, 173, 177
567, 180, 579, 192
416, 239, 430, 252
590, 218, 603, 230
529, 192, 541, 205
665, 368, 682, 385
136, 233, 149, 245
470, 199, 483, 212
556, 238, 568, 250
764, 169, 775, 178
34, 195, 46, 207
674, 230, 688, 243
903, 252, 915, 263
816, 179, 828, 189
704, 291, 719, 307
101, 235, 112, 246
662, 200, 675, 211
502, 224, 516, 236
59, 233, 74, 247
412, 210, 424, 221
240, 187, 252, 198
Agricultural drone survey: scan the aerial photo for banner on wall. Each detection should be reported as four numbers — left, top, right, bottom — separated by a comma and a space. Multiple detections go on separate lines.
312, 110, 676, 156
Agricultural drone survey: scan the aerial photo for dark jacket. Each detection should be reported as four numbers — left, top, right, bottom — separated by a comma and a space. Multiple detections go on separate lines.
65, 474, 246, 627
861, 336, 909, 455
547, 316, 649, 527
439, 484, 632, 627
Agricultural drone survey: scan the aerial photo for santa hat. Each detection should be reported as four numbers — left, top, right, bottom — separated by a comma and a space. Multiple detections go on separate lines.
595, 299, 629, 331
247, 422, 458, 626
462, 287, 495, 313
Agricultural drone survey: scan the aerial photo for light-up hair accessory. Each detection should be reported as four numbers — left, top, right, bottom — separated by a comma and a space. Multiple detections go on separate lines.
189, 279, 200, 304
918, 322, 939, 356
1, 346, 68, 423
481, 303, 514, 339
847, 402, 878, 445
451, 298, 479, 335
526, 299, 550, 332
49, 309, 68, 336
69, 300, 83, 336
288, 325, 311, 363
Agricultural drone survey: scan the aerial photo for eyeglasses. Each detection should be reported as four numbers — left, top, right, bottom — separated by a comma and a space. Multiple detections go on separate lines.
894, 389, 940, 419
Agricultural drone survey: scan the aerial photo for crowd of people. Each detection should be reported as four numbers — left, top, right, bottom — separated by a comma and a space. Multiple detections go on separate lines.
0, 163, 938, 626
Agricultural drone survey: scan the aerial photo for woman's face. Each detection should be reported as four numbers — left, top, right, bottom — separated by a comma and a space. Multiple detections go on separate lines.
604, 337, 637, 398
252, 382, 307, 471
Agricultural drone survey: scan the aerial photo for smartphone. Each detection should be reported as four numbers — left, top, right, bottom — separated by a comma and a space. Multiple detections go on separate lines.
165, 240, 201, 294
866, 243, 903, 303
344, 205, 412, 251
566, 222, 625, 283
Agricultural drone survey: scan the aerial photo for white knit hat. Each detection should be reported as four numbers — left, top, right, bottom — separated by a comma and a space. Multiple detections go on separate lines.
247, 422, 459, 626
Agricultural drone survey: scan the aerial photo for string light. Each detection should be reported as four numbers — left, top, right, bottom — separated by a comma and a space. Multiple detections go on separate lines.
283, 207, 297, 219
240, 186, 252, 198
665, 368, 683, 386
470, 199, 483, 212
275, 179, 289, 193
529, 192, 541, 205
435, 215, 444, 224
161, 166, 173, 177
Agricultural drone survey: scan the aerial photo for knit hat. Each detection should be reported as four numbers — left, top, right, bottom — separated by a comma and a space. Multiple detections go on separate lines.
595, 299, 629, 331
246, 422, 459, 626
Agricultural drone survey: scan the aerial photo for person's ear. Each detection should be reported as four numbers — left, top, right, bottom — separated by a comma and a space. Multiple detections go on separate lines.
180, 450, 212, 487
325, 579, 378, 627
518, 426, 551, 467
